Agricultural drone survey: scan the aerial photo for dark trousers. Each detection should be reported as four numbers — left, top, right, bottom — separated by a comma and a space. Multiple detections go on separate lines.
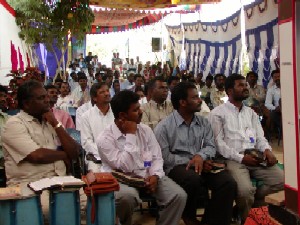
168, 165, 237, 225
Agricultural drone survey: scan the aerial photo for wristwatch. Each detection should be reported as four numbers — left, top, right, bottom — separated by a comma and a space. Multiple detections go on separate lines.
54, 122, 63, 129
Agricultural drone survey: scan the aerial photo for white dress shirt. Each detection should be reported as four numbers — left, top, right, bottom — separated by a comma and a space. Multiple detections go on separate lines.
75, 101, 92, 131
71, 86, 90, 107
265, 85, 281, 111
56, 94, 75, 112
208, 101, 271, 163
96, 123, 165, 179
81, 105, 114, 161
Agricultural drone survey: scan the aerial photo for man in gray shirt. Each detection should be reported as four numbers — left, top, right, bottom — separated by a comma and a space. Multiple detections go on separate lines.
154, 82, 237, 225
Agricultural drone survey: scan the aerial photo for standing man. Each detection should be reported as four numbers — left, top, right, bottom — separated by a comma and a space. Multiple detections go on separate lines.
81, 83, 114, 172
2, 80, 79, 187
210, 74, 227, 108
154, 82, 237, 225
96, 90, 187, 225
209, 75, 284, 223
141, 77, 173, 129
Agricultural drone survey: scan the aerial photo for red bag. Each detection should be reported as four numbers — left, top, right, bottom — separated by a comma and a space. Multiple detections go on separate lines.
82, 172, 119, 223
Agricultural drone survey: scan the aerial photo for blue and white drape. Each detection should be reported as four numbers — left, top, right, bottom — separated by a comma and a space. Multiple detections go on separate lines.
167, 10, 242, 77
244, 0, 278, 87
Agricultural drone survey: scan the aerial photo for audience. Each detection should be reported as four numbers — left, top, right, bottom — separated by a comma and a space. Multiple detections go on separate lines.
72, 72, 90, 107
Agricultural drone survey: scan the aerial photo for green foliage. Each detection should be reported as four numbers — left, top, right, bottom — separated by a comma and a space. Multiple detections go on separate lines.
9, 0, 94, 51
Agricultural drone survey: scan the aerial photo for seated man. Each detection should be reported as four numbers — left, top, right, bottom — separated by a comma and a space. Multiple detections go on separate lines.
210, 73, 227, 108
2, 80, 80, 216
154, 82, 237, 225
208, 75, 284, 223
81, 83, 114, 172
141, 77, 173, 129
72, 72, 90, 107
265, 70, 281, 132
2, 80, 79, 186
45, 84, 75, 129
56, 82, 75, 112
96, 90, 187, 225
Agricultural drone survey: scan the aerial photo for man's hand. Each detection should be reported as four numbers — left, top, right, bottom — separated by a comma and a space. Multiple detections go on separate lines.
202, 160, 213, 173
186, 155, 204, 175
43, 111, 59, 128
242, 154, 259, 166
120, 120, 137, 134
264, 149, 277, 166
274, 106, 281, 113
145, 175, 159, 193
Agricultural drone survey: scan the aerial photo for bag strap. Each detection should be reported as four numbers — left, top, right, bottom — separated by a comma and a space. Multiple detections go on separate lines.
83, 175, 96, 223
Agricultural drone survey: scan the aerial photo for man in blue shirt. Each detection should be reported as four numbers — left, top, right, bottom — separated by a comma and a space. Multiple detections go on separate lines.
154, 82, 237, 225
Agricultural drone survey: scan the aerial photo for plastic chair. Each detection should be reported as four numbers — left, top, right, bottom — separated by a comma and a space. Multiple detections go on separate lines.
66, 128, 87, 177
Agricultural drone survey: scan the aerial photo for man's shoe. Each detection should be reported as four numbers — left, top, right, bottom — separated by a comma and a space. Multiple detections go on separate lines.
182, 217, 202, 225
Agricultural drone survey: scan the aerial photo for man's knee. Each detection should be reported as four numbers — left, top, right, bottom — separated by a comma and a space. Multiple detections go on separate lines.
116, 188, 139, 210
238, 186, 256, 201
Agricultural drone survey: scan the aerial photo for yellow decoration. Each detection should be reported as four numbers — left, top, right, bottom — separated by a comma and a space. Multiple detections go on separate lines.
67, 13, 73, 19
171, 0, 180, 3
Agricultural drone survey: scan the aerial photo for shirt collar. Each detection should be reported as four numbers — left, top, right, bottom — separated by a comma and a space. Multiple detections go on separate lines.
149, 99, 166, 109
173, 110, 200, 127
94, 104, 112, 116
111, 122, 140, 140
19, 110, 42, 123
225, 101, 245, 113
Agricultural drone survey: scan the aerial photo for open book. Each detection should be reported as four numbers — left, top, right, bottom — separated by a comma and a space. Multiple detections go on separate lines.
28, 176, 85, 192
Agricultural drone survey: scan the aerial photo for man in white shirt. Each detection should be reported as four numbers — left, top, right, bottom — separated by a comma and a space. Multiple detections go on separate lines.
265, 70, 281, 131
96, 90, 186, 225
75, 101, 92, 131
208, 75, 284, 223
71, 72, 90, 107
81, 83, 114, 172
56, 82, 75, 112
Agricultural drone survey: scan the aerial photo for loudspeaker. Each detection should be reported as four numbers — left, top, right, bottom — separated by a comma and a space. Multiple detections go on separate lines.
152, 38, 162, 52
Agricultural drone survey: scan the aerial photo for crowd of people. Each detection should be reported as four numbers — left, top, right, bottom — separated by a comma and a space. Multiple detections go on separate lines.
0, 52, 284, 225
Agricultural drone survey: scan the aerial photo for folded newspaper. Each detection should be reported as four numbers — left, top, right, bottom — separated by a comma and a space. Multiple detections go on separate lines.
28, 176, 85, 192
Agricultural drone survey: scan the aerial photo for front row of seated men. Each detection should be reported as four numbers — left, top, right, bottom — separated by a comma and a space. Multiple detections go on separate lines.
2, 76, 283, 225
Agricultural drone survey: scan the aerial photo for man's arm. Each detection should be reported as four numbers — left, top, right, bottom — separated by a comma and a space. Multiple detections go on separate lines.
44, 111, 79, 159
81, 114, 100, 159
96, 123, 141, 173
265, 88, 276, 110
145, 127, 165, 178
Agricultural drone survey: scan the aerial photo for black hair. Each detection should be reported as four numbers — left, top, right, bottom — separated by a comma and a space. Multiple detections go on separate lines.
54, 78, 63, 83
171, 82, 197, 110
17, 80, 43, 109
246, 71, 258, 79
0, 85, 8, 94
206, 75, 214, 81
167, 76, 180, 85
224, 74, 245, 94
110, 90, 140, 119
44, 84, 57, 90
214, 73, 226, 83
134, 74, 142, 81
90, 82, 108, 99
77, 72, 87, 80
148, 76, 165, 91
271, 69, 280, 77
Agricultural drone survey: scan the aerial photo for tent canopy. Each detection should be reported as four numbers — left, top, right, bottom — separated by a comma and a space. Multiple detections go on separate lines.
89, 0, 220, 33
